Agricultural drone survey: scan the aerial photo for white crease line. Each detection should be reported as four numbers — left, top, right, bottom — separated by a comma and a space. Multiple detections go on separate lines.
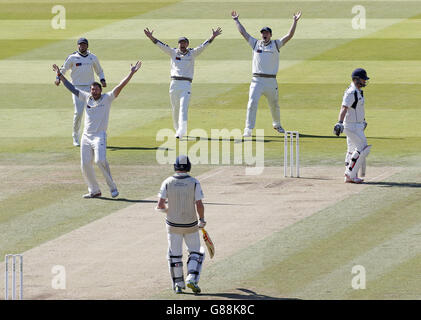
366, 169, 400, 182
199, 167, 226, 181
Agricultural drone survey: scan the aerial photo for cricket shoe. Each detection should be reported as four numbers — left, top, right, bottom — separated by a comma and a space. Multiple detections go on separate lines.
273, 125, 285, 134
174, 285, 183, 294
111, 189, 119, 198
72, 138, 80, 147
82, 191, 102, 198
243, 128, 252, 137
187, 281, 201, 294
344, 174, 364, 184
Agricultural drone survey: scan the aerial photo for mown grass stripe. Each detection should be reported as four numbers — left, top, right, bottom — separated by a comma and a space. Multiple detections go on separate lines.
291, 222, 421, 299
1, 2, 420, 19
0, 19, 409, 40
2, 84, 420, 110
2, 60, 421, 84
179, 168, 421, 299
5, 39, 421, 61
346, 253, 421, 299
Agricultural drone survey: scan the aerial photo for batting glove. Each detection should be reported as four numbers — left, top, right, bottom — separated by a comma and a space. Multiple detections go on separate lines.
198, 218, 207, 228
333, 122, 344, 136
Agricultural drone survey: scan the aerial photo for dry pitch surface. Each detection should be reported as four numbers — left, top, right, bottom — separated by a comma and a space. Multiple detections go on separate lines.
0, 165, 398, 299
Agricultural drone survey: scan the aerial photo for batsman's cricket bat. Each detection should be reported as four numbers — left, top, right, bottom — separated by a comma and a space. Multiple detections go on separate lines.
201, 228, 215, 259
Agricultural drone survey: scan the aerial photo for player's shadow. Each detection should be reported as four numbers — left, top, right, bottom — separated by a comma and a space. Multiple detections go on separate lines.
264, 133, 344, 139
107, 146, 172, 151
266, 134, 400, 140
364, 181, 421, 188
203, 202, 251, 206
186, 136, 272, 143
183, 288, 298, 300
96, 197, 157, 203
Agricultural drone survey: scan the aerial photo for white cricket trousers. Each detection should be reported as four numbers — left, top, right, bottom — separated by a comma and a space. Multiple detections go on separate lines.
80, 132, 117, 194
344, 122, 367, 177
169, 80, 191, 136
72, 85, 90, 140
168, 231, 201, 258
245, 77, 281, 130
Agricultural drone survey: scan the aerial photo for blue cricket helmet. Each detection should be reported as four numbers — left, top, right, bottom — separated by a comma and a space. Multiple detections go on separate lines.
174, 155, 191, 172
352, 68, 369, 80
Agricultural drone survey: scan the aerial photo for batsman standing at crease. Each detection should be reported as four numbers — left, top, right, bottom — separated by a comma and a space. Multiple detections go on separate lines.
52, 61, 142, 198
55, 38, 107, 147
333, 68, 371, 184
231, 10, 302, 137
144, 27, 222, 140
156, 155, 207, 294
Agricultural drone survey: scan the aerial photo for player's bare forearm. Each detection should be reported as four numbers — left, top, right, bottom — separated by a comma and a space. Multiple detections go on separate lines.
144, 27, 158, 44
235, 20, 250, 41
281, 11, 302, 45
281, 21, 297, 44
196, 200, 205, 220
209, 27, 222, 42
231, 11, 250, 41
338, 106, 348, 122
113, 61, 141, 98
112, 72, 134, 98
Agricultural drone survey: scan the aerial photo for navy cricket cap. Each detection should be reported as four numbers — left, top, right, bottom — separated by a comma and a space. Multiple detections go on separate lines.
77, 38, 89, 45
178, 37, 189, 43
260, 27, 272, 34
352, 68, 369, 80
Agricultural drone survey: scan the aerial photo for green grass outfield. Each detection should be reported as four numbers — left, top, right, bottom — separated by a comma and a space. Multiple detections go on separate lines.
1, 0, 420, 299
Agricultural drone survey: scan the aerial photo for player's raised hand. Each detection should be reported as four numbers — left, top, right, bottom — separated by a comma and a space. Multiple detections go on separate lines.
144, 27, 154, 39
293, 11, 302, 22
52, 64, 60, 73
130, 61, 142, 74
231, 11, 239, 20
52, 64, 62, 85
212, 27, 222, 38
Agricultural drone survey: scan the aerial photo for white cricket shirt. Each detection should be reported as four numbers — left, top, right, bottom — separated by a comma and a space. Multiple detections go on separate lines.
248, 37, 283, 76
78, 90, 115, 135
60, 51, 105, 86
342, 82, 365, 123
155, 39, 212, 80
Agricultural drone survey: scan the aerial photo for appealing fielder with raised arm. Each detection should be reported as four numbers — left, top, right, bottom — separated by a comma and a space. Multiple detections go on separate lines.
231, 10, 302, 137
52, 61, 142, 198
334, 68, 371, 184
55, 38, 107, 146
144, 27, 222, 139
156, 155, 207, 294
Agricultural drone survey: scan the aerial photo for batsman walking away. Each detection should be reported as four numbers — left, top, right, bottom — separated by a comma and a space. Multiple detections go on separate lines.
156, 155, 207, 294
52, 61, 142, 198
144, 26, 222, 140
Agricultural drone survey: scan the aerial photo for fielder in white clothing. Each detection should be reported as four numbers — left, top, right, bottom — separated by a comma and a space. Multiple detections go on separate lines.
334, 68, 371, 184
53, 61, 142, 198
231, 11, 302, 137
144, 27, 222, 139
55, 38, 107, 147
156, 155, 207, 294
